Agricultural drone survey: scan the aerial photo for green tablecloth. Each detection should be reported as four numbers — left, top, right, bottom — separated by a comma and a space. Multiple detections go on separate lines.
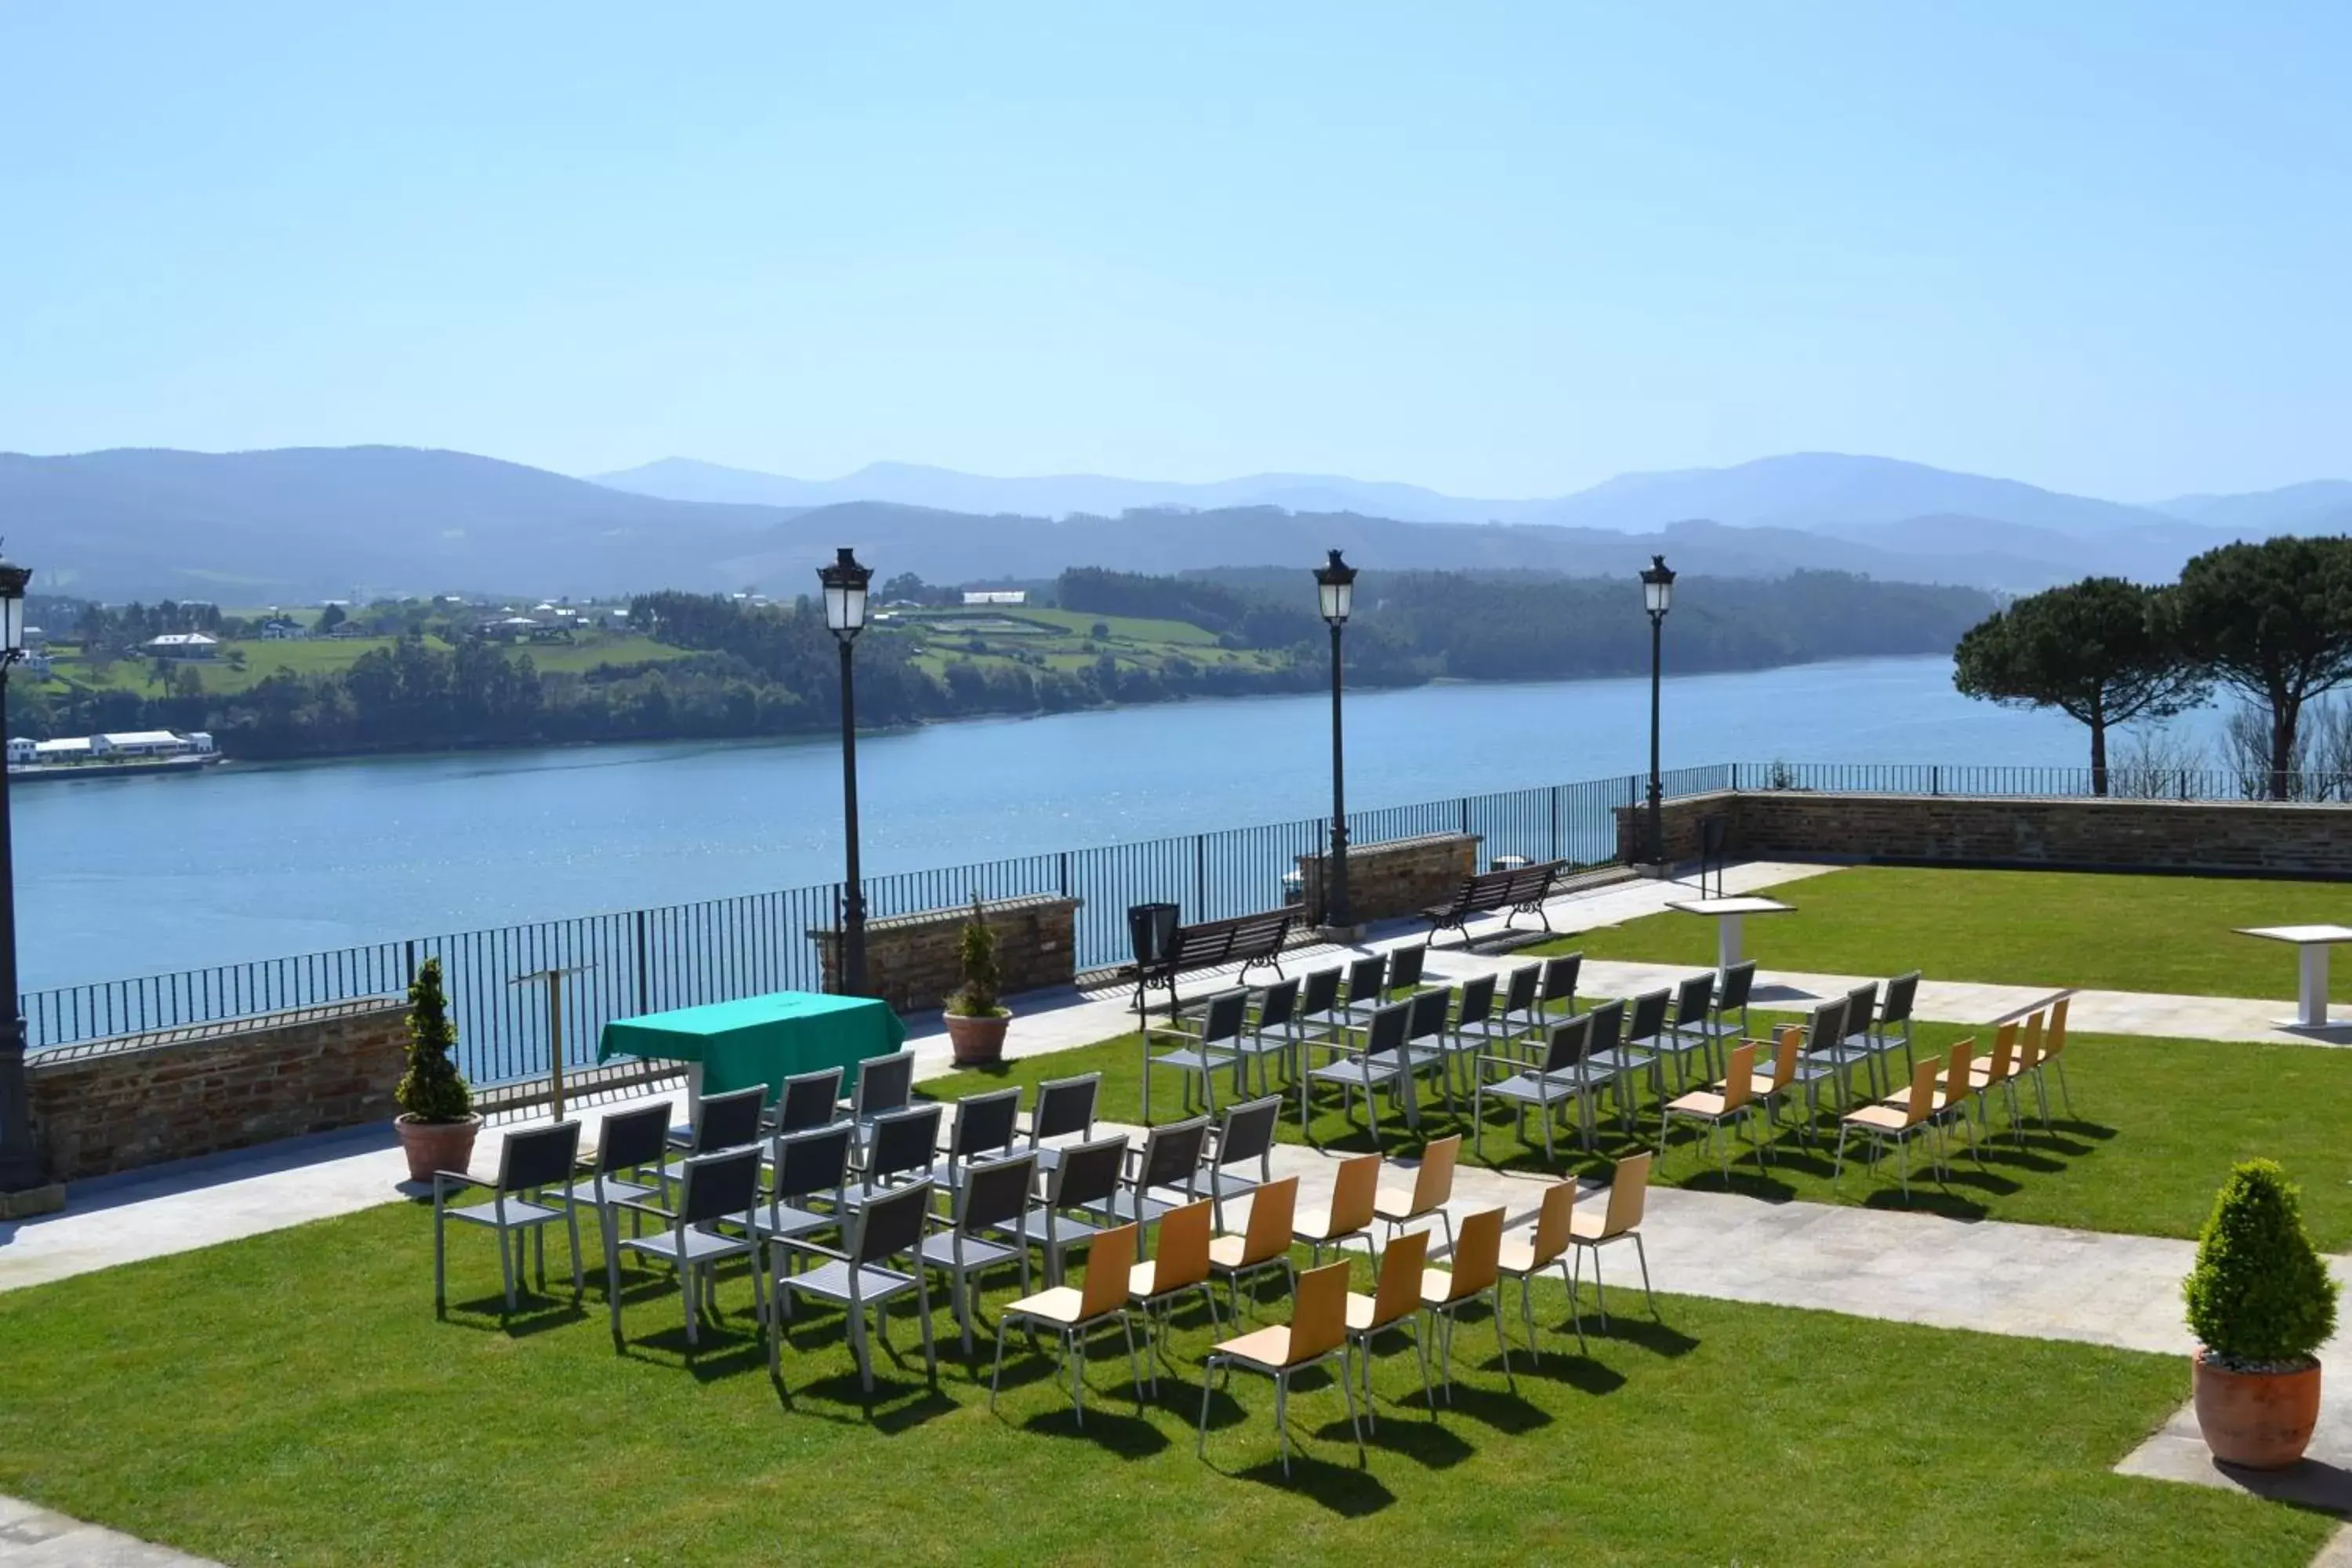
596, 991, 908, 1102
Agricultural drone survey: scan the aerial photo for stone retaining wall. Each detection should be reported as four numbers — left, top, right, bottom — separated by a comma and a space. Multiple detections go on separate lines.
27, 999, 408, 1181
811, 895, 1081, 1012
1297, 831, 1481, 925
1619, 789, 2352, 877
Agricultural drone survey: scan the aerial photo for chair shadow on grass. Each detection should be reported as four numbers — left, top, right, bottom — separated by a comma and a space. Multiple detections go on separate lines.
440, 1288, 590, 1339
1196, 1366, 1397, 1515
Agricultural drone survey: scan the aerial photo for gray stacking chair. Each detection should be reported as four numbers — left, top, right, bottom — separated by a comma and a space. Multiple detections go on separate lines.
842, 1051, 916, 1156
1231, 976, 1302, 1096
1795, 995, 1864, 1111
1677, 960, 1755, 1069
1402, 985, 1457, 1112
1579, 998, 1653, 1134
1331, 953, 1392, 1028
1454, 963, 1541, 1062
1623, 988, 1679, 1098
1105, 1115, 1212, 1229
1384, 943, 1431, 998
1472, 1013, 1597, 1161
771, 1065, 844, 1135
993, 1131, 1129, 1285
770, 1178, 938, 1394
606, 1143, 763, 1349
753, 1121, 853, 1260
1664, 971, 1722, 1082
1188, 1094, 1282, 1230
1878, 971, 1922, 1076
1143, 988, 1243, 1120
917, 1151, 1039, 1354
1539, 952, 1582, 1017
839, 1103, 943, 1210
1301, 1001, 1419, 1151
1027, 1072, 1101, 1174
559, 1102, 669, 1250
1292, 965, 1346, 1047
657, 1084, 768, 1204
941, 1086, 1022, 1194
1840, 981, 1894, 1096
434, 1119, 584, 1316
1437, 973, 1500, 1102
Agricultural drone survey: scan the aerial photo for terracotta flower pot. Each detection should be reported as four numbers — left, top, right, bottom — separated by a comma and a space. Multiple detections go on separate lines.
396, 1113, 482, 1185
945, 1011, 1011, 1067
2193, 1348, 2322, 1468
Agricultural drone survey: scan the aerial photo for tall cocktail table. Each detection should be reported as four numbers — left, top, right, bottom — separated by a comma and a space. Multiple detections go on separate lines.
1664, 895, 1795, 970
2234, 926, 2352, 1030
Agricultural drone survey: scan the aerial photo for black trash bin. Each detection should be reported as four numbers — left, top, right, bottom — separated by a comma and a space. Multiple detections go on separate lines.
1127, 902, 1181, 970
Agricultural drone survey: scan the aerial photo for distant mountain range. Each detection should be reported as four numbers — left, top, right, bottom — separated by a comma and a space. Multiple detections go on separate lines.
5, 444, 2345, 603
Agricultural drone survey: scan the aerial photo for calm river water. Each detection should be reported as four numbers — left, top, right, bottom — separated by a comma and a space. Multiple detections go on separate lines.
15, 655, 2223, 991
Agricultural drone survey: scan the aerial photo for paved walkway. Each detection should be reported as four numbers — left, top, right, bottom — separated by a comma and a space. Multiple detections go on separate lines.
4, 857, 2348, 1561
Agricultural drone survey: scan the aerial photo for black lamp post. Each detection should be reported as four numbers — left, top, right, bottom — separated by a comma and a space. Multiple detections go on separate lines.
1314, 549, 1358, 931
0, 550, 40, 1194
1640, 552, 1676, 869
819, 547, 873, 995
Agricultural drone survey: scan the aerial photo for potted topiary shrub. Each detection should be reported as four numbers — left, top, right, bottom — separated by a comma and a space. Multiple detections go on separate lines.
943, 897, 1011, 1067
2183, 1159, 2339, 1468
394, 957, 481, 1183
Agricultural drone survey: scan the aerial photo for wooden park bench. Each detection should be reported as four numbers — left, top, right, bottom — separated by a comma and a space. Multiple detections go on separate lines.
1131, 907, 1297, 1018
1421, 860, 1566, 946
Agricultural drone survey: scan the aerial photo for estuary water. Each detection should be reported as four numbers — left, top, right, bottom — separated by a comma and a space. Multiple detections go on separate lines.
16, 655, 2213, 991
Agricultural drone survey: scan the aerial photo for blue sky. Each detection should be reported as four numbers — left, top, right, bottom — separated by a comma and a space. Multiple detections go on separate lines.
2, 2, 2345, 499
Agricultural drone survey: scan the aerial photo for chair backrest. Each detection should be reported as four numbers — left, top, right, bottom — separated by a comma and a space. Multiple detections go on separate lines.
1138, 1116, 1211, 1192
1406, 986, 1450, 1045
1410, 1134, 1461, 1214
1202, 989, 1250, 1046
852, 1051, 916, 1120
1214, 1096, 1282, 1170
1147, 1200, 1214, 1293
1236, 1174, 1298, 1265
593, 1104, 670, 1176
776, 1067, 845, 1134
1843, 982, 1878, 1037
1719, 1041, 1757, 1111
1882, 970, 1922, 1026
1078, 1222, 1140, 1319
1770, 1025, 1802, 1089
950, 1087, 1022, 1163
2019, 1010, 2045, 1068
1257, 977, 1301, 1031
1503, 962, 1541, 1016
2046, 995, 2070, 1058
1807, 996, 1848, 1051
773, 1122, 855, 1203
1387, 944, 1428, 993
1942, 1041, 1972, 1105
1541, 1014, 1592, 1075
1984, 1024, 2016, 1082
1327, 1152, 1381, 1235
867, 1103, 944, 1184
1288, 1260, 1352, 1361
1673, 971, 1715, 1026
1456, 973, 1496, 1029
1363, 1001, 1410, 1062
1052, 1133, 1130, 1210
1444, 1207, 1504, 1298
1298, 966, 1343, 1020
499, 1120, 582, 1192
1345, 955, 1386, 1003
678, 1145, 763, 1226
694, 1086, 768, 1154
1899, 1058, 1940, 1124
1602, 1152, 1650, 1236
1031, 1073, 1100, 1144
1718, 959, 1757, 1012
1541, 953, 1582, 1006
959, 1152, 1040, 1232
1628, 987, 1671, 1044
855, 1178, 935, 1266
1588, 997, 1624, 1057
1366, 1225, 1427, 1329
1529, 1179, 1576, 1268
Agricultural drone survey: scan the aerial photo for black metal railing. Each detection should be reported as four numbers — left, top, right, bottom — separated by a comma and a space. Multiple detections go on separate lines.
26, 754, 2341, 1084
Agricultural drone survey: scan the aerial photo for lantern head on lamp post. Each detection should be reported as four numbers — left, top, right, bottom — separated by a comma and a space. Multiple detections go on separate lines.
818, 547, 873, 994
1312, 550, 1358, 932
0, 549, 44, 1199
1640, 554, 1675, 869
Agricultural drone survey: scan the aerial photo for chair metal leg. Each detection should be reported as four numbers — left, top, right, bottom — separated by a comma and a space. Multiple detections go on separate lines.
1275, 1370, 1291, 1476
1634, 1232, 1658, 1319
433, 1207, 448, 1316
497, 1221, 518, 1313
1196, 1354, 1217, 1457
989, 1313, 1012, 1411
1123, 1313, 1143, 1409
1558, 1257, 1587, 1353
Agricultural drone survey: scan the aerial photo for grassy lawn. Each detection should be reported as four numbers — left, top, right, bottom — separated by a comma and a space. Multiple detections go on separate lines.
921, 1017, 2352, 1247
0, 1202, 2321, 1566
1536, 866, 2352, 1002
521, 633, 689, 673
